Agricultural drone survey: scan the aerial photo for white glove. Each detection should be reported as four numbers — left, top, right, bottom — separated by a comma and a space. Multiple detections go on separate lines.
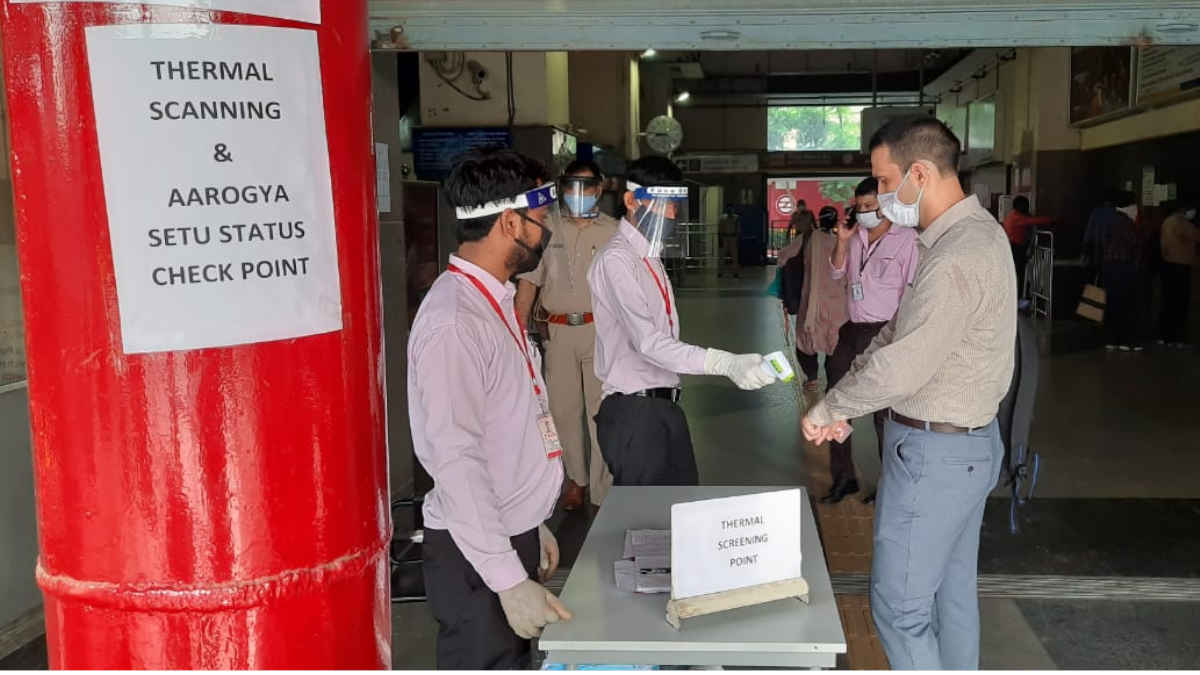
498, 579, 573, 639
704, 349, 776, 391
538, 523, 560, 582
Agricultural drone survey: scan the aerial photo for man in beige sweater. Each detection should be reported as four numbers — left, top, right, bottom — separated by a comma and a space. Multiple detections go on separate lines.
803, 116, 1016, 670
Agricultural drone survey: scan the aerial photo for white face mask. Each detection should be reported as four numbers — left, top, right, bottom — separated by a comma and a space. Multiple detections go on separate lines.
856, 209, 883, 229
1118, 205, 1138, 221
1185, 209, 1196, 221
878, 169, 924, 228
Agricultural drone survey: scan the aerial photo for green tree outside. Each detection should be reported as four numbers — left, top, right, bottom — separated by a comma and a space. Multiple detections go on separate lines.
767, 106, 865, 151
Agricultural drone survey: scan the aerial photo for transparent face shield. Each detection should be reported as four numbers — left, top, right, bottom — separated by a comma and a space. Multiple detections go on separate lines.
627, 181, 689, 256
559, 175, 603, 219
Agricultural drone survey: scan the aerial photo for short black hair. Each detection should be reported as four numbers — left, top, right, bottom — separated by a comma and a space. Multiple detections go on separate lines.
817, 205, 839, 230
1113, 190, 1137, 209
626, 155, 683, 187
868, 115, 961, 175
444, 146, 546, 244
1013, 195, 1030, 214
563, 159, 603, 180
854, 177, 879, 197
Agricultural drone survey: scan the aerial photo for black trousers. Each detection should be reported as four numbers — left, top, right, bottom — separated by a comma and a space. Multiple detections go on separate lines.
796, 349, 822, 383
595, 393, 699, 486
1011, 242, 1028, 290
825, 321, 888, 485
1160, 262, 1193, 344
1102, 262, 1143, 347
422, 527, 540, 669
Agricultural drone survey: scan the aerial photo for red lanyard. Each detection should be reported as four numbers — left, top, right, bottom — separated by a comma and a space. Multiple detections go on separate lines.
642, 258, 674, 332
447, 264, 541, 397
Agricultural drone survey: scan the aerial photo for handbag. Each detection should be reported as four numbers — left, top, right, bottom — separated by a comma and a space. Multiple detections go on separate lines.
1075, 283, 1106, 323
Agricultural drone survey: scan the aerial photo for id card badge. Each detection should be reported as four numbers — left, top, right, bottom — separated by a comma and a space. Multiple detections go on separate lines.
851, 281, 865, 302
537, 413, 564, 460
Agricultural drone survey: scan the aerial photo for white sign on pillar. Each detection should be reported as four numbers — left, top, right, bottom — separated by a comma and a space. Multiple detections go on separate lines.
85, 23, 342, 354
670, 489, 803, 600
12, 1, 319, 24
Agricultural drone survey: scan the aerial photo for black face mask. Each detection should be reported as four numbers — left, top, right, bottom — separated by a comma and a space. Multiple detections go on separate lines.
510, 212, 552, 275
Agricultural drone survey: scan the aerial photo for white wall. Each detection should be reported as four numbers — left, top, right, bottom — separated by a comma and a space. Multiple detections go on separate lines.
418, 51, 569, 127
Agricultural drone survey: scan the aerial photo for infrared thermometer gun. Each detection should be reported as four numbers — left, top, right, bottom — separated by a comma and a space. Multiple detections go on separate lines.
760, 351, 795, 383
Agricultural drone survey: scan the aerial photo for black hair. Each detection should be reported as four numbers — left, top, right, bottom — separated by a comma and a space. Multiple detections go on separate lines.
626, 155, 683, 187
1013, 195, 1030, 214
817, 205, 839, 231
444, 146, 546, 244
854, 177, 879, 197
868, 115, 961, 175
1113, 190, 1137, 209
563, 159, 603, 180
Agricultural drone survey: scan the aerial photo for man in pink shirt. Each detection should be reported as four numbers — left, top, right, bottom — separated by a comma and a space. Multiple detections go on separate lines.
408, 148, 571, 668
820, 177, 919, 504
588, 156, 774, 486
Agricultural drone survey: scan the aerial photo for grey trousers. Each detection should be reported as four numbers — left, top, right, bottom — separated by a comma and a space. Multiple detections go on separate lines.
871, 416, 1004, 670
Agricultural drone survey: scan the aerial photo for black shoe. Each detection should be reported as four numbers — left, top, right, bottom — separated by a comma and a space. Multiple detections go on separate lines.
862, 490, 877, 504
819, 479, 860, 504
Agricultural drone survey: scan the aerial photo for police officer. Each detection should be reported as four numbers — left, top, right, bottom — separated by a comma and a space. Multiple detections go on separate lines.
516, 159, 617, 511
409, 147, 571, 669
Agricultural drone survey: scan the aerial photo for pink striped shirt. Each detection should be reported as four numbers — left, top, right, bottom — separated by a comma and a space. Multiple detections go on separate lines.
831, 225, 919, 324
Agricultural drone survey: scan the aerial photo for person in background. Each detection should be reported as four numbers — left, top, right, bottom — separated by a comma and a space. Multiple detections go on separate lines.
409, 148, 570, 668
1082, 189, 1123, 276
821, 178, 919, 505
1101, 191, 1148, 352
789, 199, 817, 240
589, 156, 774, 487
1002, 195, 1054, 287
783, 206, 848, 393
803, 117, 1016, 669
1158, 200, 1199, 348
718, 204, 742, 278
515, 160, 617, 511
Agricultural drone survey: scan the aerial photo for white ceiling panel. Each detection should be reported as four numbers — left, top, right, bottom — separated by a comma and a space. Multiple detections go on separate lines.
369, 0, 1200, 50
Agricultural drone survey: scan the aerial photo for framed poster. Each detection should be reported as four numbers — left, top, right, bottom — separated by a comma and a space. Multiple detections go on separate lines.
1069, 47, 1133, 126
1136, 46, 1200, 106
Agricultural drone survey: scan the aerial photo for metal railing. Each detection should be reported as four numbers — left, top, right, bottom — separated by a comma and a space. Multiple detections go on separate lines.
1023, 229, 1054, 320
662, 221, 719, 271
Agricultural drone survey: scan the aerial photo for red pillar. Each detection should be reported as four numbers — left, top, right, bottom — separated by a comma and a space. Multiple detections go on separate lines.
1, 1, 389, 668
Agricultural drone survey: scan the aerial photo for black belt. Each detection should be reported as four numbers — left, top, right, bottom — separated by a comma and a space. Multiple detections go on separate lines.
631, 388, 681, 403
888, 409, 987, 434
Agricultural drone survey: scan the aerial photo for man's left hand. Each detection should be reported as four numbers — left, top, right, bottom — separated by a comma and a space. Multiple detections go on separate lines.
802, 414, 851, 445
538, 523, 559, 582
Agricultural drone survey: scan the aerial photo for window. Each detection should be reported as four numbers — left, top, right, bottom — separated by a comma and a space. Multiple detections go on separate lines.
767, 106, 866, 152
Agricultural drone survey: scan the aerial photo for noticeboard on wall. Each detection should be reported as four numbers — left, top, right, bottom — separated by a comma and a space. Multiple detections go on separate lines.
1135, 46, 1200, 106
1069, 47, 1133, 126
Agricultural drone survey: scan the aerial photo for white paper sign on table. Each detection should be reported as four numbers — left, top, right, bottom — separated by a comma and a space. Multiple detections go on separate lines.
12, 0, 319, 24
85, 23, 342, 353
670, 488, 802, 600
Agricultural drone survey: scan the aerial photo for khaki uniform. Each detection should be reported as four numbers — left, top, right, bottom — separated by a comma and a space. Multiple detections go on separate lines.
519, 211, 618, 505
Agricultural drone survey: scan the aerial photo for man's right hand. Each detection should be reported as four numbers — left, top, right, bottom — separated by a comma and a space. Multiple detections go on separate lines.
835, 216, 856, 243
498, 579, 573, 639
705, 349, 775, 390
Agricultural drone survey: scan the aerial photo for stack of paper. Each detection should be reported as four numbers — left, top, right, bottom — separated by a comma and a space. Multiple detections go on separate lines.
614, 529, 671, 594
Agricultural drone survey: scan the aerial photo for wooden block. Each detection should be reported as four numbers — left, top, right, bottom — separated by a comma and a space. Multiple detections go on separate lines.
664, 577, 810, 630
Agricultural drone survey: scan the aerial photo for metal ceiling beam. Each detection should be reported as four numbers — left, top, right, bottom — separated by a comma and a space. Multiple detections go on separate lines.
368, 1, 1200, 50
